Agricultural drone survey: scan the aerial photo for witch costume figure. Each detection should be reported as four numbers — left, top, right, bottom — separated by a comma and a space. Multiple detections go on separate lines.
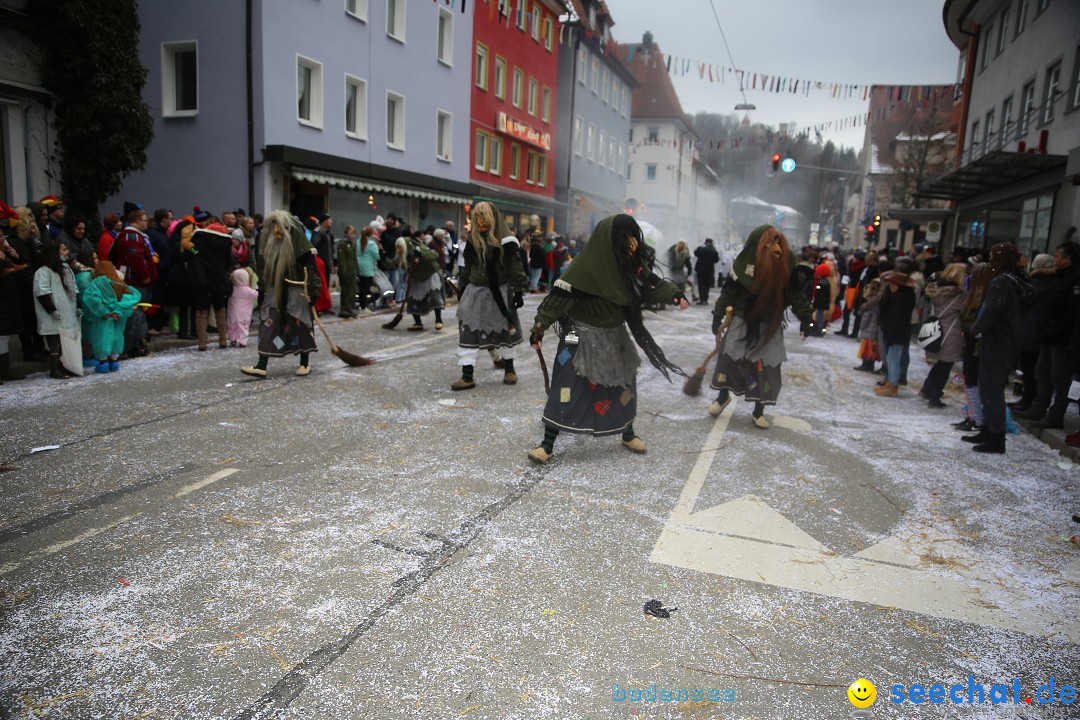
241, 211, 321, 378
708, 224, 814, 428
405, 236, 446, 331
453, 201, 530, 390
527, 214, 690, 464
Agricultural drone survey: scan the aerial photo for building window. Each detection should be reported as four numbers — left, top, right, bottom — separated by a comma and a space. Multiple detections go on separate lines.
526, 149, 537, 184
345, 74, 367, 139
608, 138, 616, 171
297, 55, 323, 128
475, 44, 488, 90
527, 78, 538, 116
436, 110, 451, 161
577, 48, 587, 84
984, 109, 995, 151
647, 126, 659, 143
386, 91, 405, 149
602, 67, 609, 103
1015, 0, 1028, 36
475, 129, 489, 170
591, 58, 599, 94
509, 143, 521, 180
597, 129, 606, 168
1018, 192, 1054, 255
980, 24, 993, 70
1020, 80, 1036, 133
494, 56, 506, 99
1072, 46, 1080, 109
996, 9, 1009, 54
969, 120, 980, 156
1035, 0, 1049, 17
386, 0, 405, 42
1001, 95, 1014, 141
544, 17, 553, 51
531, 4, 540, 41
573, 115, 583, 155
162, 41, 198, 117
611, 78, 619, 111
622, 87, 629, 117
540, 86, 551, 124
489, 135, 502, 176
437, 8, 453, 65
617, 144, 624, 176
512, 67, 523, 108
516, 0, 526, 30
345, 0, 368, 21
586, 123, 595, 161
646, 164, 657, 182
1042, 63, 1061, 124
537, 154, 547, 187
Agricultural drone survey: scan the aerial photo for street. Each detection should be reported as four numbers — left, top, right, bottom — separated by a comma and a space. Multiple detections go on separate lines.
1, 295, 1077, 720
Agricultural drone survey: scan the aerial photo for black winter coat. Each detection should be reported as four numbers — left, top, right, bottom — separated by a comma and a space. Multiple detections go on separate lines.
1022, 271, 1058, 351
186, 228, 233, 297
694, 244, 719, 284
878, 284, 916, 346
1037, 265, 1080, 346
970, 270, 1034, 370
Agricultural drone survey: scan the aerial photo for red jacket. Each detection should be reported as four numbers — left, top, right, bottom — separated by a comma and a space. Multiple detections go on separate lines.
110, 226, 158, 287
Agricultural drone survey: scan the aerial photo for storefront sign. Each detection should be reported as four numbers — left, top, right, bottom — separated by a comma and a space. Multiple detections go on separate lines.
497, 112, 551, 151
926, 221, 942, 243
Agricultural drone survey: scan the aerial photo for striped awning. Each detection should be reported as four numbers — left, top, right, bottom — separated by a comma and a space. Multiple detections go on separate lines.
290, 167, 471, 205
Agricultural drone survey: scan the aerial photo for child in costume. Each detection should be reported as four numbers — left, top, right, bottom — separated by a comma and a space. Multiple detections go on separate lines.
81, 260, 140, 372
453, 202, 529, 389
527, 214, 690, 464
708, 224, 814, 428
228, 266, 258, 347
241, 211, 320, 378
335, 225, 358, 318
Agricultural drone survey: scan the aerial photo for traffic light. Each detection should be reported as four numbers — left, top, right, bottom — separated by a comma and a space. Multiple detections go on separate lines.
771, 153, 781, 172
866, 224, 876, 244
873, 214, 881, 228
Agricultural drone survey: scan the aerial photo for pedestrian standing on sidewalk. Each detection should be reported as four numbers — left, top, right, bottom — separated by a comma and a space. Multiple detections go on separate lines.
33, 242, 79, 379
707, 225, 815, 427
693, 238, 720, 305
335, 225, 358, 318
187, 221, 233, 351
1014, 253, 1058, 413
526, 214, 690, 464
873, 268, 916, 398
951, 263, 992, 432
962, 243, 1033, 453
227, 267, 258, 347
241, 211, 320, 379
452, 201, 529, 391
81, 260, 139, 372
918, 263, 966, 408
853, 278, 882, 372
355, 225, 381, 314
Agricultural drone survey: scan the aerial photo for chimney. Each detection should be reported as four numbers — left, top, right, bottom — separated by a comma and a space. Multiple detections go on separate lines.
643, 31, 653, 50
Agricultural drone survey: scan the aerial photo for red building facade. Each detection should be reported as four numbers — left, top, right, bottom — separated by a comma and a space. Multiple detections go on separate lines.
471, 0, 562, 229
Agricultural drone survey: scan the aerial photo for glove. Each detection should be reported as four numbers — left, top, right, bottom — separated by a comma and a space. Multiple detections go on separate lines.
530, 329, 543, 347
711, 313, 722, 335
513, 291, 524, 309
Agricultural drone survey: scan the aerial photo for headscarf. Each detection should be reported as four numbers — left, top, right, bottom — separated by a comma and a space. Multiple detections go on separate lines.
727, 224, 795, 349
556, 214, 684, 381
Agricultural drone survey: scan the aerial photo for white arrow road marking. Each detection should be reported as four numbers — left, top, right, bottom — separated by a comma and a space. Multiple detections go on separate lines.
651, 414, 1079, 641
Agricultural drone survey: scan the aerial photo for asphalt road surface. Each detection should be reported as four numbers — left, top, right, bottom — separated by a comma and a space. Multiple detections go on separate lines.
1, 295, 1077, 719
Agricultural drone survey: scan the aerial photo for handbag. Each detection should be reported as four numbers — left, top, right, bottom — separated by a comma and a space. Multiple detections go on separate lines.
58, 325, 84, 376
917, 295, 959, 353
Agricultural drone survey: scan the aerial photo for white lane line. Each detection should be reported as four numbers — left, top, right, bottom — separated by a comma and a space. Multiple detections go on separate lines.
0, 512, 143, 576
173, 468, 240, 499
670, 407, 732, 518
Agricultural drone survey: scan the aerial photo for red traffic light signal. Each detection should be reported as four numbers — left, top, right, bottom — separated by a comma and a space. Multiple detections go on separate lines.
771, 153, 781, 172
866, 225, 875, 233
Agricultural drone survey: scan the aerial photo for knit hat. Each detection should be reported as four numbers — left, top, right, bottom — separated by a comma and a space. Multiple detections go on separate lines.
192, 205, 211, 222
123, 201, 143, 217
1030, 253, 1056, 272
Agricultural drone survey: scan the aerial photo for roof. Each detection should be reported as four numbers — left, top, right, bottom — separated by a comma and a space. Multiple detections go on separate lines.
621, 39, 690, 124
917, 150, 1067, 201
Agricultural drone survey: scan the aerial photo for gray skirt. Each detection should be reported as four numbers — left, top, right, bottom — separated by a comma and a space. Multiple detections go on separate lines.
407, 273, 445, 315
257, 284, 318, 358
457, 283, 522, 349
541, 321, 640, 436
709, 317, 785, 404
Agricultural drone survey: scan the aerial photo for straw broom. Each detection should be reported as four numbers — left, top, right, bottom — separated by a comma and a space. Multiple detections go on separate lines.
382, 269, 412, 330
682, 306, 733, 396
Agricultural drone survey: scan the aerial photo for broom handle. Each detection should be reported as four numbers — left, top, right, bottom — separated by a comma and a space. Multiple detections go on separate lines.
294, 268, 339, 354
696, 306, 733, 373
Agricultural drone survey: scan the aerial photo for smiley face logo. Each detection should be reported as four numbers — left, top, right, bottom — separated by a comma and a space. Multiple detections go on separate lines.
847, 678, 876, 708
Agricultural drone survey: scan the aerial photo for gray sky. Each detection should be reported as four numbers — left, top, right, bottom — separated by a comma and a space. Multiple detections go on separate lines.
608, 0, 960, 151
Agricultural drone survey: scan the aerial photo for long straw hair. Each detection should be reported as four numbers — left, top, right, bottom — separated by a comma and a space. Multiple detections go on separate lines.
744, 226, 792, 349
469, 201, 504, 266
260, 210, 300, 307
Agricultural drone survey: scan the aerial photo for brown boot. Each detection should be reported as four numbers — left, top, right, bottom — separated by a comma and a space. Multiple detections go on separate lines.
215, 308, 228, 348
195, 311, 209, 351
874, 382, 898, 397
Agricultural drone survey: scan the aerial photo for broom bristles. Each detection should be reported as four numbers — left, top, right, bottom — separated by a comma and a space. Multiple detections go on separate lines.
382, 313, 404, 329
333, 346, 375, 366
682, 366, 707, 396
